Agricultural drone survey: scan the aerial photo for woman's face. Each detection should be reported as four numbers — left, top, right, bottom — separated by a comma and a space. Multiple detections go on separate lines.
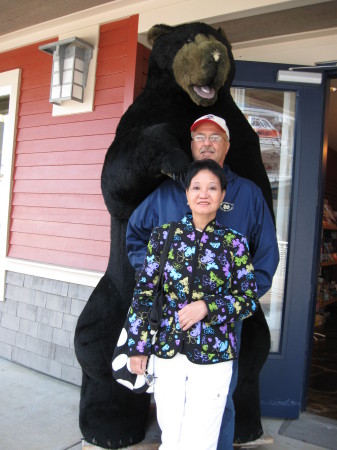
186, 169, 225, 220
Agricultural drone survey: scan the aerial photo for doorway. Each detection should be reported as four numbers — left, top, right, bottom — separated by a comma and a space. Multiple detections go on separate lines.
233, 60, 327, 418
307, 77, 337, 421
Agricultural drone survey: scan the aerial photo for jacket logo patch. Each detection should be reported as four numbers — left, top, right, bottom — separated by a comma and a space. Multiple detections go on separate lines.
220, 202, 234, 212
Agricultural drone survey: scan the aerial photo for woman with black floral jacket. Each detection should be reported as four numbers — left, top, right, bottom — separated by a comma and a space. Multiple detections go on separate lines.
127, 160, 258, 450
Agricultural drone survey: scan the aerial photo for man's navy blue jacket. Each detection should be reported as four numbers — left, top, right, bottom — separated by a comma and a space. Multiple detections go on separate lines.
127, 165, 279, 299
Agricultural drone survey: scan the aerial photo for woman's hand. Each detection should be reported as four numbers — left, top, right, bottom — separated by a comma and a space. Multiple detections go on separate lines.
178, 300, 208, 331
130, 355, 148, 375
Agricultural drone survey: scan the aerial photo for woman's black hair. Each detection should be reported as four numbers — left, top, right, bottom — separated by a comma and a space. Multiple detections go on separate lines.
184, 159, 227, 191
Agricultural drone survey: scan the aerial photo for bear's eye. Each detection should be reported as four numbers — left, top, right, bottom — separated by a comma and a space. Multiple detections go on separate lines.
186, 36, 193, 43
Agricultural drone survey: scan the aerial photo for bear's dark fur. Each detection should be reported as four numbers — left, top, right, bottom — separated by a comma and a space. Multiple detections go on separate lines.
75, 21, 272, 448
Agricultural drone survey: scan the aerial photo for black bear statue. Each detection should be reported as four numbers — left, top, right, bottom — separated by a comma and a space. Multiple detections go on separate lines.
74, 21, 273, 448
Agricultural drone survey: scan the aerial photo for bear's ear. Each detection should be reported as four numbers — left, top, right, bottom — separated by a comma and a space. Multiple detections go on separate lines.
216, 27, 232, 49
147, 24, 173, 46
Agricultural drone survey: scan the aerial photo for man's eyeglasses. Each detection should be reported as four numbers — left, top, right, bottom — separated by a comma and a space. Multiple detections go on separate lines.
192, 134, 226, 143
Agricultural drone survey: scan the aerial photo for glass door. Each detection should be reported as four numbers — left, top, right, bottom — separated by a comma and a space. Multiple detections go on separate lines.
231, 87, 296, 353
232, 61, 326, 417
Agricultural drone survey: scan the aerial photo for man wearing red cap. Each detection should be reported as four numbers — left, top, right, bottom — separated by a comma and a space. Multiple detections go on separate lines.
126, 114, 279, 449
189, 114, 231, 166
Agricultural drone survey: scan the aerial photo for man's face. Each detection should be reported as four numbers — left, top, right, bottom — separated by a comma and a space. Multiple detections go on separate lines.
191, 123, 230, 167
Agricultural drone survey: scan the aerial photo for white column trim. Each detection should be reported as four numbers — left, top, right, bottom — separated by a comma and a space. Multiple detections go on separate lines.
0, 69, 21, 301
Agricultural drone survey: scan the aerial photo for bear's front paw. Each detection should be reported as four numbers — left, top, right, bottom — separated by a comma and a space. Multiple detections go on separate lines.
160, 150, 191, 181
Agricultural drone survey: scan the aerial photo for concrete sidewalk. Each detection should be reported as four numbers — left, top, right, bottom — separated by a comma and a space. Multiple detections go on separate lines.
0, 357, 335, 450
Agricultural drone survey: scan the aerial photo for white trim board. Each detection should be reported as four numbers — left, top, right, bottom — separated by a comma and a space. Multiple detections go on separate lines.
0, 69, 21, 301
3, 257, 103, 294
0, 0, 327, 53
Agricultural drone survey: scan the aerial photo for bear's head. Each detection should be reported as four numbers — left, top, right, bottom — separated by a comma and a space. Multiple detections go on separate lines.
147, 22, 235, 107
102, 21, 273, 221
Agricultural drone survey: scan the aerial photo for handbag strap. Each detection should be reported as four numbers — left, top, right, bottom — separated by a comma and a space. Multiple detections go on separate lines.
148, 222, 177, 332
157, 222, 177, 290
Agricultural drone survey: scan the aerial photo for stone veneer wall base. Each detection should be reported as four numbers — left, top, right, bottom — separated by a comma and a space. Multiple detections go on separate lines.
0, 271, 94, 385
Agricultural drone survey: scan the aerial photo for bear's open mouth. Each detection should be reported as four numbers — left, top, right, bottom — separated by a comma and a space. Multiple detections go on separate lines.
193, 85, 215, 99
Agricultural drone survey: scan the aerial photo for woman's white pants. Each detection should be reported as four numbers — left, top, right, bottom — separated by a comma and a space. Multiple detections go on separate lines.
153, 353, 233, 450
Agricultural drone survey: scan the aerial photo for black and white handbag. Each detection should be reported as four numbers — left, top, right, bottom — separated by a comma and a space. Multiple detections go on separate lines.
112, 222, 177, 394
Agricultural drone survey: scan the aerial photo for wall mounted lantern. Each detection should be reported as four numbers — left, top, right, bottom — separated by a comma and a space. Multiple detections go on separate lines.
39, 37, 94, 105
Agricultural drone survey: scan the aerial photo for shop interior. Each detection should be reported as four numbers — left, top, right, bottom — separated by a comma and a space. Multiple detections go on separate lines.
307, 77, 337, 421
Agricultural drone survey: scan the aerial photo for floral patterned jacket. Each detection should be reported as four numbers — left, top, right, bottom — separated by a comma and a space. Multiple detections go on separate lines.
126, 214, 258, 365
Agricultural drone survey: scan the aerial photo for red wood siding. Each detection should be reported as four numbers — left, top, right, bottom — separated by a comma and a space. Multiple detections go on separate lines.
0, 15, 143, 272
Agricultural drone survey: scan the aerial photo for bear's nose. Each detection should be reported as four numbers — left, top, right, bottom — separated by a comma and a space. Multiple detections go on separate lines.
212, 50, 221, 62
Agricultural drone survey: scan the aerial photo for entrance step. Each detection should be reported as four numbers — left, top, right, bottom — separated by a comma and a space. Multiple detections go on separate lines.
82, 442, 159, 450
82, 406, 274, 449
233, 433, 274, 448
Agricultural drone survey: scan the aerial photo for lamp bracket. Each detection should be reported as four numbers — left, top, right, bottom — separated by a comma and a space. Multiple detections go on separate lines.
39, 37, 94, 57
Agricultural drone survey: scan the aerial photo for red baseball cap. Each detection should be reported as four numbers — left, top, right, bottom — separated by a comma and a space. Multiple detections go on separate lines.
191, 114, 230, 140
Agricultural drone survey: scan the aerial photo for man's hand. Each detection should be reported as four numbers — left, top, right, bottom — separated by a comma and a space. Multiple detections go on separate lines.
178, 300, 208, 331
130, 355, 148, 375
